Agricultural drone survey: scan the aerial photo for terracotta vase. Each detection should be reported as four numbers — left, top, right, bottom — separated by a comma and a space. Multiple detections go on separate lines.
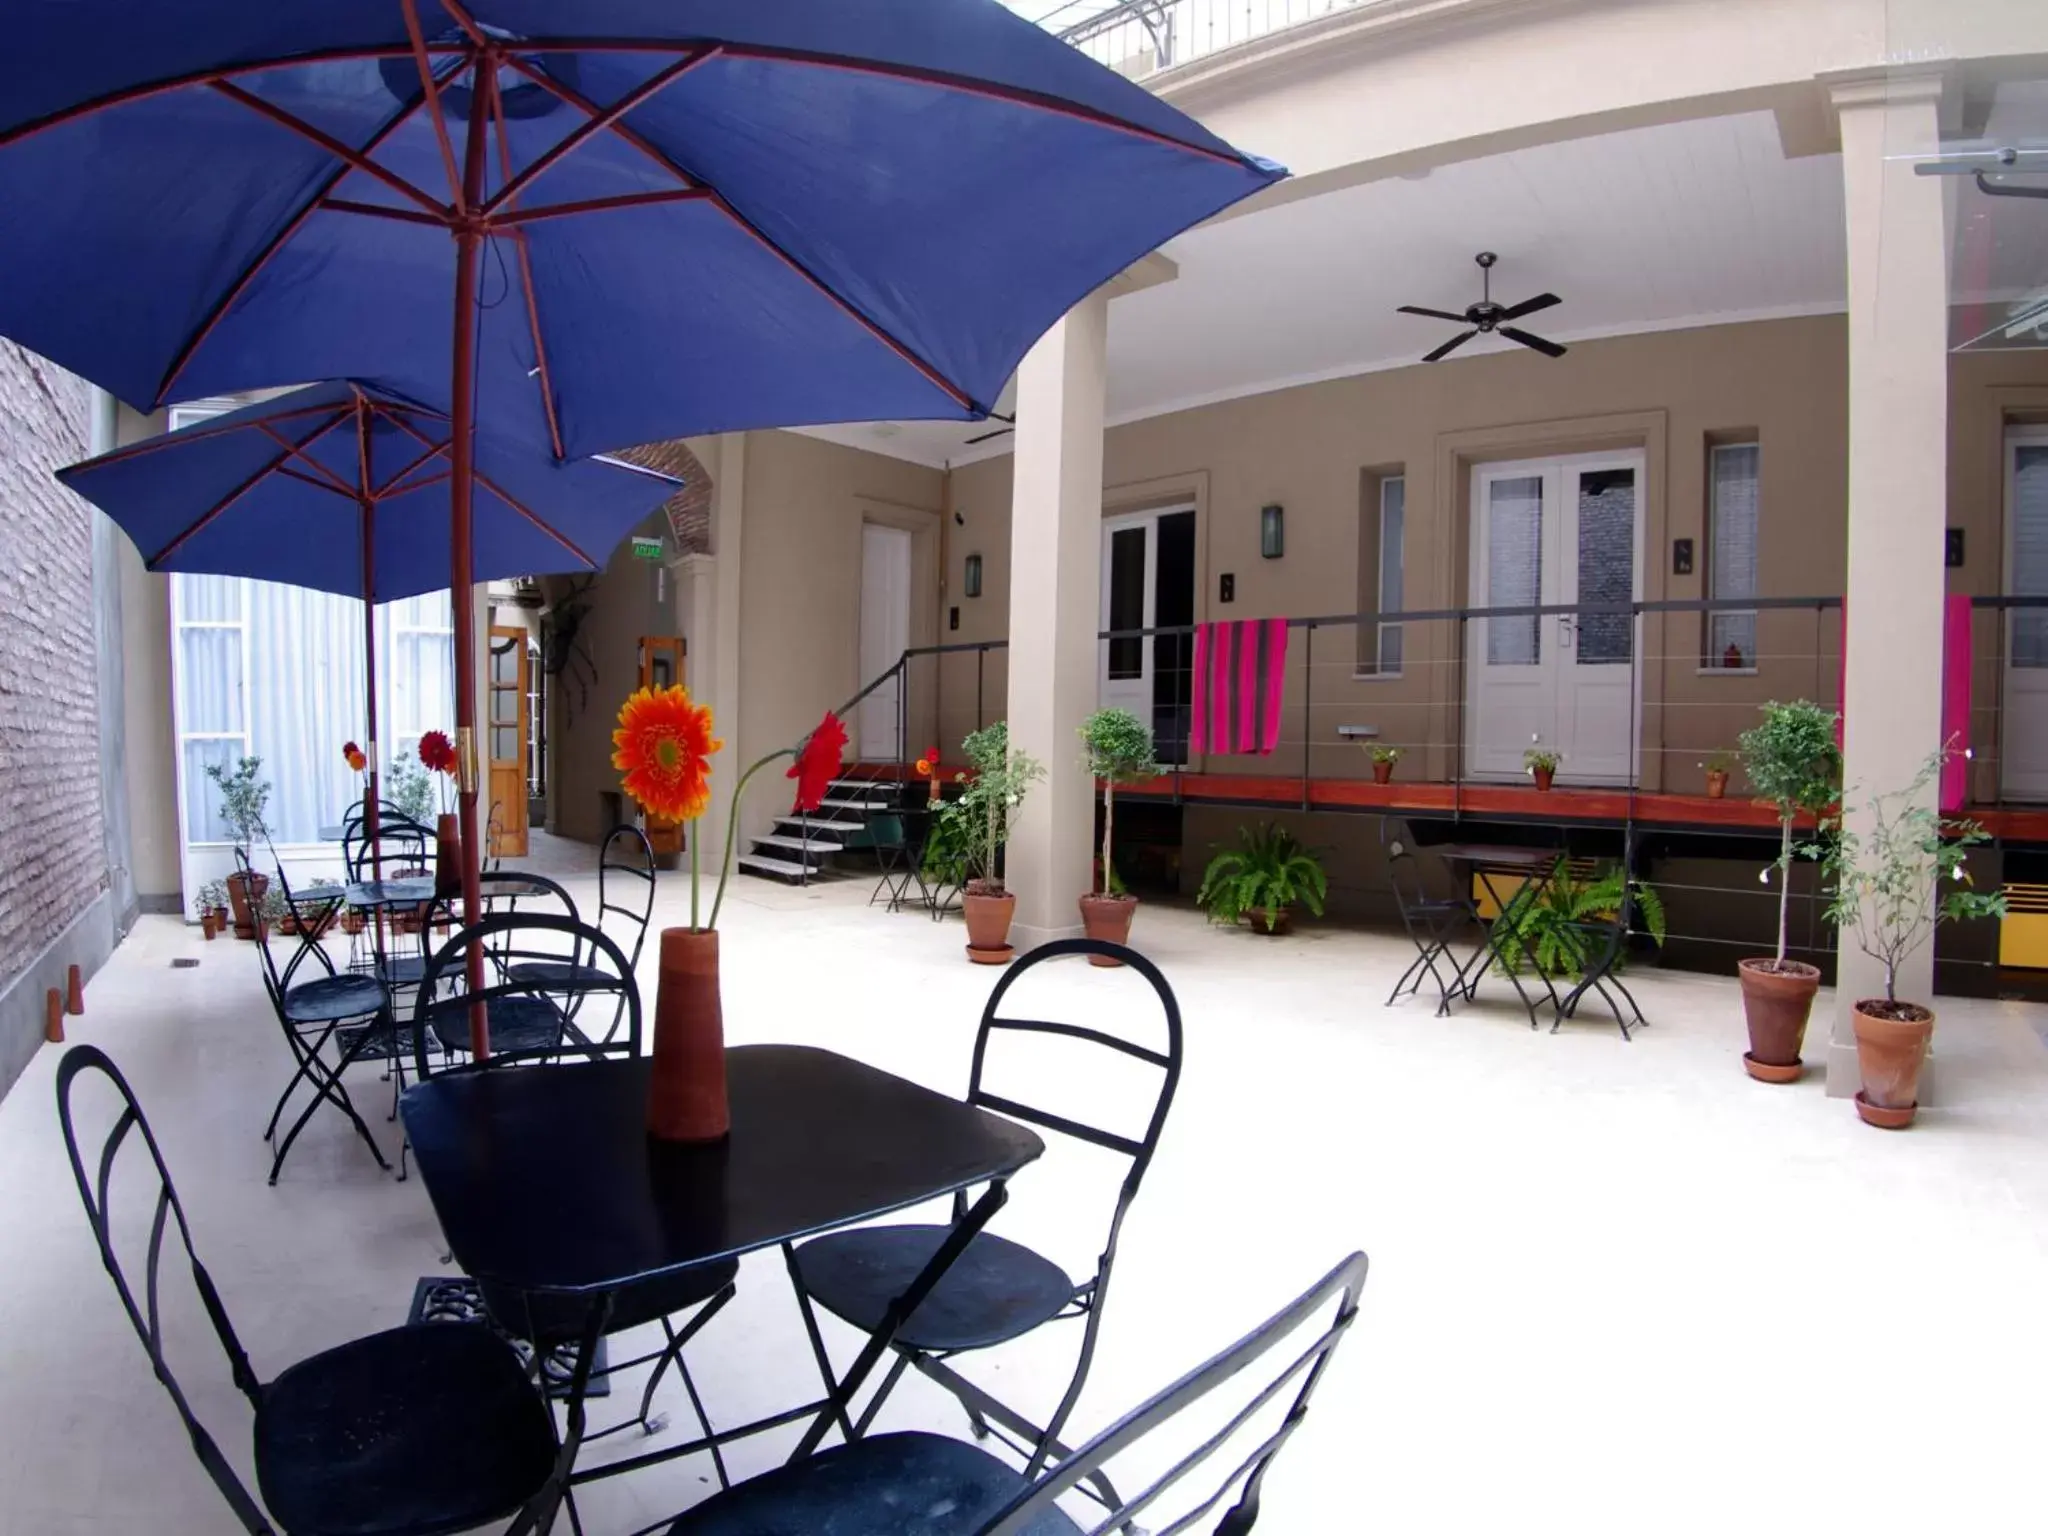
1736, 958, 1821, 1082
224, 869, 267, 939
1241, 906, 1294, 936
434, 813, 461, 898
1705, 770, 1729, 800
1852, 1000, 1935, 1129
201, 910, 218, 940
1372, 759, 1394, 785
1077, 892, 1136, 965
963, 886, 1016, 965
1531, 766, 1555, 792
647, 927, 730, 1143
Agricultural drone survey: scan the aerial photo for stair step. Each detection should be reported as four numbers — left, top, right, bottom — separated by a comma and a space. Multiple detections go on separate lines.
756, 833, 843, 856
776, 815, 863, 834
820, 796, 891, 812
737, 853, 814, 882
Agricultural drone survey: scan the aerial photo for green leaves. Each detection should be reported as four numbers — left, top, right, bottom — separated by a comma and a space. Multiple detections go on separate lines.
1195, 823, 1329, 929
951, 721, 1045, 894
1490, 864, 1666, 980
1078, 707, 1159, 785
385, 751, 436, 825
202, 754, 270, 852
1738, 701, 1840, 821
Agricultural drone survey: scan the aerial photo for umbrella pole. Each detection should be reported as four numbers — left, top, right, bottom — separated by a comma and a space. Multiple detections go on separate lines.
447, 60, 492, 1058
356, 401, 382, 885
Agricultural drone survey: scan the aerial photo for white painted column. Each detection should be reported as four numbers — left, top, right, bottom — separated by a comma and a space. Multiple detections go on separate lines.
1825, 71, 1950, 1096
699, 433, 747, 868
1006, 293, 1109, 951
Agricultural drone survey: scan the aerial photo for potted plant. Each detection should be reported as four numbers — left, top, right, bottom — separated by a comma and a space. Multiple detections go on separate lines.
385, 750, 436, 824
1702, 752, 1733, 800
298, 879, 344, 939
195, 879, 227, 938
1490, 866, 1667, 979
940, 722, 1045, 964
255, 883, 292, 940
1820, 750, 2005, 1128
1733, 701, 1840, 1082
1370, 745, 1401, 786
1523, 747, 1559, 791
1196, 823, 1329, 936
1077, 707, 1160, 964
204, 755, 271, 938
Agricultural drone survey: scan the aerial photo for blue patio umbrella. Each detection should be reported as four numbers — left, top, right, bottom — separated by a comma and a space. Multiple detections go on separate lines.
0, 0, 1285, 1052
57, 378, 682, 848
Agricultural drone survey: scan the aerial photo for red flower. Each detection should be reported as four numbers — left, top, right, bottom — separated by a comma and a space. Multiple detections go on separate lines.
787, 711, 848, 813
342, 740, 366, 773
418, 730, 456, 775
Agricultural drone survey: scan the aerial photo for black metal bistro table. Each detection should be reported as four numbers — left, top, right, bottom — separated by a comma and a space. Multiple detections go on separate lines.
1433, 844, 1564, 1028
345, 875, 439, 912
400, 1046, 1045, 1506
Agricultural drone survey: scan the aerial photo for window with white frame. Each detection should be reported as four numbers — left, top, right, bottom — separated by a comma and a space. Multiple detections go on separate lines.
1358, 471, 1405, 674
166, 404, 454, 851
1707, 443, 1759, 668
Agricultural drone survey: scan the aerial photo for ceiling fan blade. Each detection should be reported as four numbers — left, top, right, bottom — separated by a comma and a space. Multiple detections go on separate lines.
1423, 330, 1476, 363
1398, 305, 1470, 322
965, 425, 1016, 445
1497, 292, 1561, 321
1501, 326, 1567, 358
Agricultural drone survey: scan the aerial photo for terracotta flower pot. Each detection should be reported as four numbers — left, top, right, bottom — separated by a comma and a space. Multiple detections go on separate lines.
1737, 958, 1821, 1082
1372, 759, 1394, 785
224, 869, 267, 939
647, 927, 730, 1143
1077, 892, 1136, 964
963, 886, 1016, 965
1241, 906, 1294, 936
1852, 999, 1935, 1129
201, 910, 219, 940
434, 813, 462, 898
1530, 766, 1555, 792
1705, 770, 1729, 800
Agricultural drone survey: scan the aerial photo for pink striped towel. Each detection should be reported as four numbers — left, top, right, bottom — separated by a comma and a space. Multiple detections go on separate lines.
1190, 618, 1289, 757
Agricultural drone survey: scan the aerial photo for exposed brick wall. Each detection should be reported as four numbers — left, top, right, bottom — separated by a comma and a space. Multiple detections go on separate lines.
613, 438, 712, 555
0, 341, 104, 988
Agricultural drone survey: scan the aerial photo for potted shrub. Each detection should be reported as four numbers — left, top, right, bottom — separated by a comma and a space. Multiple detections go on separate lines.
1734, 701, 1840, 1082
1820, 750, 2005, 1128
204, 755, 271, 938
1077, 707, 1160, 964
1490, 866, 1667, 980
1196, 823, 1328, 936
1370, 745, 1401, 785
1702, 752, 1733, 800
1523, 747, 1559, 791
195, 879, 227, 938
941, 722, 1045, 964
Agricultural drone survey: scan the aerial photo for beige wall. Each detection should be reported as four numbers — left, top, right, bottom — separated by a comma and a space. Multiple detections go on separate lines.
944, 316, 2048, 799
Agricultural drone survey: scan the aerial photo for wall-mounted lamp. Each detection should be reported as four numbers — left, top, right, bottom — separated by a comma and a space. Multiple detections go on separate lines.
963, 553, 983, 598
1260, 503, 1285, 559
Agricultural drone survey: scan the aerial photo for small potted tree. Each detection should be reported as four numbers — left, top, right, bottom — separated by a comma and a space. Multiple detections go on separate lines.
1077, 707, 1159, 964
204, 755, 271, 938
1821, 750, 2005, 1128
943, 723, 1045, 964
1370, 745, 1401, 785
1524, 747, 1559, 791
1733, 702, 1839, 1081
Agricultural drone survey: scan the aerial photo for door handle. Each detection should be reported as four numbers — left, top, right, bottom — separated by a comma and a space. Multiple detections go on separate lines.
1558, 615, 1575, 649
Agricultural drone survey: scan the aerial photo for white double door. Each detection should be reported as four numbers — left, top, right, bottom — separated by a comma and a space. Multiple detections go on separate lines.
1465, 450, 1644, 783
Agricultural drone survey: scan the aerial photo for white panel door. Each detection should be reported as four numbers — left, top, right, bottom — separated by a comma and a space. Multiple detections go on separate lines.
2004, 429, 2048, 800
1466, 452, 1643, 783
858, 523, 912, 760
1099, 512, 1156, 719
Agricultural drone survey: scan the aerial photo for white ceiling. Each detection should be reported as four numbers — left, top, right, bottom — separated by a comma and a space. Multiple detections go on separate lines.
803, 108, 1855, 468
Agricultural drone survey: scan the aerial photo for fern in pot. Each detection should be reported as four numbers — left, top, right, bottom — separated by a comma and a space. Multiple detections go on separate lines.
1820, 749, 2005, 1128
1076, 707, 1160, 964
1733, 701, 1839, 1082
1196, 823, 1328, 936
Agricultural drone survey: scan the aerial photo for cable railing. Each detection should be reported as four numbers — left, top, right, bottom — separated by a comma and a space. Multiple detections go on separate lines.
1038, 0, 1361, 77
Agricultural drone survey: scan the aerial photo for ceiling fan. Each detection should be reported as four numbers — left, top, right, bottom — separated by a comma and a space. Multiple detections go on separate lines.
1397, 251, 1566, 362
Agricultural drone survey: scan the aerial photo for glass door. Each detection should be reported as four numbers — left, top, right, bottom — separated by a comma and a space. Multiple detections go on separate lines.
2004, 428, 2048, 799
1466, 462, 1554, 778
487, 627, 530, 858
1099, 506, 1195, 765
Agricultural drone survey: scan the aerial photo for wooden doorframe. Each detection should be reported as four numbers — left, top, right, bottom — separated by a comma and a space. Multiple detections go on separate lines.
487, 625, 531, 858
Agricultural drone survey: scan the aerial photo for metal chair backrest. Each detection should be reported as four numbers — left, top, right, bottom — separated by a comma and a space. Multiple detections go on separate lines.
344, 816, 430, 882
54, 1046, 274, 1534
869, 812, 906, 850
1380, 815, 1445, 914
412, 912, 640, 1077
597, 824, 657, 972
980, 1252, 1369, 1536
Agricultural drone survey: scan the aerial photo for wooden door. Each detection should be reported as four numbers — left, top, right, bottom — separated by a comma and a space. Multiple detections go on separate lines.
638, 637, 687, 854
487, 626, 530, 857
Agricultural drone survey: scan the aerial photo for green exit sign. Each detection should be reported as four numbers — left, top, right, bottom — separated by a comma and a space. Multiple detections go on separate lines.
630, 536, 664, 562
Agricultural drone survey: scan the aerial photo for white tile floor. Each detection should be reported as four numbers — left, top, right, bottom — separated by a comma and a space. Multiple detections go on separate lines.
5, 840, 2048, 1535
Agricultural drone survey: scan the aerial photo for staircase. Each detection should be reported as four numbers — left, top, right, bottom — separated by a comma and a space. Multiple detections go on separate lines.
735, 773, 899, 884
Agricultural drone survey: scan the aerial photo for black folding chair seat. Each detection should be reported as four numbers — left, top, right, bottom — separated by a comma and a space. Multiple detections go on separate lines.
480, 1259, 739, 1346
503, 958, 608, 991
794, 1226, 1076, 1353
281, 973, 388, 1026
256, 1323, 556, 1536
372, 952, 431, 987
665, 1431, 1080, 1536
429, 994, 566, 1058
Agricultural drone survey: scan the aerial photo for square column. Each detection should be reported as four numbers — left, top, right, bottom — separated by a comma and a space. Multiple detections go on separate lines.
1005, 293, 1109, 951
1825, 72, 1950, 1096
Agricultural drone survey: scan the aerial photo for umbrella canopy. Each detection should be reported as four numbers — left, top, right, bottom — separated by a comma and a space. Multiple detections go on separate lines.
0, 1, 1284, 1053
57, 380, 682, 601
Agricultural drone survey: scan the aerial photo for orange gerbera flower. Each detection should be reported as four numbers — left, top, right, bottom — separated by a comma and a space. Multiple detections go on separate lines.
613, 685, 722, 822
787, 711, 848, 814
342, 741, 367, 773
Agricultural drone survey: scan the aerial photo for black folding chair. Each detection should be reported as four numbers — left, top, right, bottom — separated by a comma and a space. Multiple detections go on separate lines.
506, 827, 653, 995
788, 938, 1182, 1514
246, 852, 396, 1184
411, 915, 737, 1501
1552, 838, 1648, 1041
864, 812, 925, 912
1381, 819, 1474, 1011
55, 1045, 558, 1536
665, 1251, 1369, 1536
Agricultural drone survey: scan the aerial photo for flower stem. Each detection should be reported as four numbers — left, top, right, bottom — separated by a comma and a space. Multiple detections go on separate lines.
707, 749, 795, 932
690, 829, 700, 931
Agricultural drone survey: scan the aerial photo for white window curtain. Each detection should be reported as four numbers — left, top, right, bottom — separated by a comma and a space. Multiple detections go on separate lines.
1377, 477, 1405, 674
2012, 444, 2048, 668
1709, 444, 1759, 667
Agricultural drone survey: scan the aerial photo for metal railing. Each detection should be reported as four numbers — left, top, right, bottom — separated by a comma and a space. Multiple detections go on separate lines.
1037, 0, 1360, 77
